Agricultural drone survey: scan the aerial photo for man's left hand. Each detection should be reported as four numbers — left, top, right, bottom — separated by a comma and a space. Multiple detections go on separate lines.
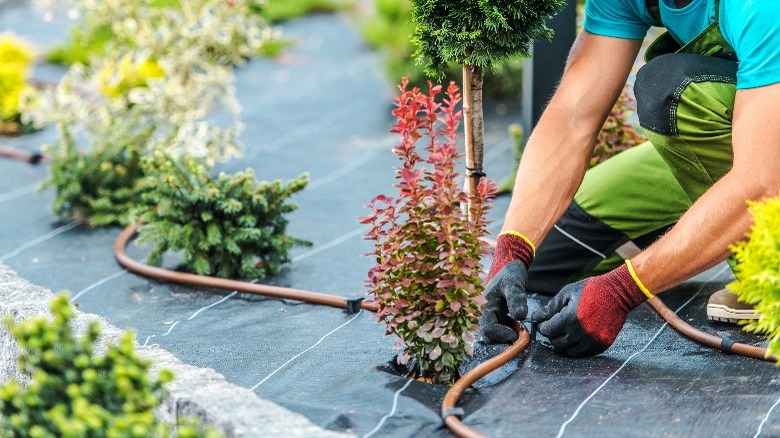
531, 262, 650, 357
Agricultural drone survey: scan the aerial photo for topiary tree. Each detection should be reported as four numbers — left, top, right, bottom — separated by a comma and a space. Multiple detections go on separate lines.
362, 80, 496, 384
410, 0, 564, 217
133, 154, 310, 279
729, 195, 780, 363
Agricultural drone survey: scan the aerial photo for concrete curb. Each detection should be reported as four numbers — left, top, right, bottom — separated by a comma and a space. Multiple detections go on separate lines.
0, 264, 349, 437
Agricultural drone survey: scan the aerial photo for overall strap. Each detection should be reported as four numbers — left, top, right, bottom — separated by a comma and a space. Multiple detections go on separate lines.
646, 0, 661, 22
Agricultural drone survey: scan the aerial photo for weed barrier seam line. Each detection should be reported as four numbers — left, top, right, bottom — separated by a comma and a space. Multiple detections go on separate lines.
162, 321, 181, 337
291, 226, 365, 263
0, 183, 37, 204
0, 221, 80, 263
69, 269, 129, 302
250, 309, 364, 391
363, 378, 414, 438
555, 265, 728, 438
754, 394, 780, 438
554, 322, 670, 438
552, 224, 607, 259
187, 291, 239, 321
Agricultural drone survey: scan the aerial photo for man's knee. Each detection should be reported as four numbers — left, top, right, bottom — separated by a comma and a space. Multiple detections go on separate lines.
635, 53, 737, 137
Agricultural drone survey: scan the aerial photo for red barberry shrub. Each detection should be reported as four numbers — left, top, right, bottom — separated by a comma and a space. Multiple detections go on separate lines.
590, 85, 646, 167
361, 78, 496, 384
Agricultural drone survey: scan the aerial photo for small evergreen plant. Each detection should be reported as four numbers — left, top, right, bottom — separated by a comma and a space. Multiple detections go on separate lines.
362, 80, 495, 384
41, 116, 155, 227
590, 87, 646, 167
0, 294, 174, 437
134, 155, 310, 279
729, 195, 780, 363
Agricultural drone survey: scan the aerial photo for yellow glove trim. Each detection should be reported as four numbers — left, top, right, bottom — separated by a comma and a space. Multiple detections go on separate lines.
497, 230, 536, 257
625, 259, 654, 299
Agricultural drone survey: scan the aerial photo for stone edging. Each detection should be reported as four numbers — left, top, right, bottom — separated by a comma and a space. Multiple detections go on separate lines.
0, 264, 349, 437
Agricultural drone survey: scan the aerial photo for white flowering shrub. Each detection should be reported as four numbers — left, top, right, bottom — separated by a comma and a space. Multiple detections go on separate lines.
22, 0, 277, 225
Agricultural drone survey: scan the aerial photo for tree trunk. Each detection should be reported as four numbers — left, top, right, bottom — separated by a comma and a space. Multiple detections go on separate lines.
462, 63, 484, 222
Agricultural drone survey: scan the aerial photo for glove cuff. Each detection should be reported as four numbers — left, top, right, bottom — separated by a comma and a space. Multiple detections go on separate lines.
486, 232, 535, 283
596, 263, 649, 313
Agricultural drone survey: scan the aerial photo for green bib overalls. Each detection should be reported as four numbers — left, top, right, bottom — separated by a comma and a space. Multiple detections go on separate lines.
527, 0, 739, 294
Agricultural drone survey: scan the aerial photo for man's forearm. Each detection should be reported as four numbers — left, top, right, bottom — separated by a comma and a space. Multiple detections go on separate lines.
498, 32, 642, 245
631, 172, 765, 293
501, 107, 596, 244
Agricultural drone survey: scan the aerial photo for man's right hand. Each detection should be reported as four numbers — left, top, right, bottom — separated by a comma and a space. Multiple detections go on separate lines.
479, 232, 535, 344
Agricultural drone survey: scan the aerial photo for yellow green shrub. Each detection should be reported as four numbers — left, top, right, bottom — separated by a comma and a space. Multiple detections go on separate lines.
95, 54, 165, 98
0, 33, 33, 122
729, 195, 780, 362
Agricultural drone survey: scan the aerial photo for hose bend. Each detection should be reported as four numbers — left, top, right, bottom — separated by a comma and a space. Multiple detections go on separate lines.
647, 297, 775, 362
442, 323, 530, 438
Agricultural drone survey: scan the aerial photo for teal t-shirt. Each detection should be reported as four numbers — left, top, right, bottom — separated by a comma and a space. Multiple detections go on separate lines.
583, 0, 780, 89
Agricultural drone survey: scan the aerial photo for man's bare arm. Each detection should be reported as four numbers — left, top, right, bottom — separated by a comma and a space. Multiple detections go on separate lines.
501, 31, 643, 245
633, 82, 780, 292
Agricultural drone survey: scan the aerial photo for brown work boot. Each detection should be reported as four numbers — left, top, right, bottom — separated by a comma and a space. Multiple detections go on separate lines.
706, 288, 761, 323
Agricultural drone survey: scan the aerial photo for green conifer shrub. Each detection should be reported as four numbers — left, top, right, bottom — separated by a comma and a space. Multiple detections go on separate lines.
0, 294, 174, 436
362, 80, 495, 384
728, 195, 780, 363
134, 155, 310, 279
409, 0, 564, 77
40, 117, 155, 227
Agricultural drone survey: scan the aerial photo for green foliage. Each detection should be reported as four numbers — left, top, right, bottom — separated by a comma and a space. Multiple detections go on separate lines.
590, 87, 646, 168
41, 116, 155, 227
0, 33, 33, 122
46, 0, 268, 67
359, 0, 525, 99
46, 24, 114, 66
0, 294, 174, 437
410, 0, 564, 76
134, 155, 310, 279
729, 195, 780, 363
261, 0, 352, 23
362, 81, 495, 384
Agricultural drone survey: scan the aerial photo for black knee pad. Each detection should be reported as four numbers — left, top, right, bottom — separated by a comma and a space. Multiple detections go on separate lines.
635, 53, 737, 136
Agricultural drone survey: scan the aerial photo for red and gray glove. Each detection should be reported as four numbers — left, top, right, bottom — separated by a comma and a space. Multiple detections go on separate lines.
479, 232, 535, 344
531, 261, 653, 357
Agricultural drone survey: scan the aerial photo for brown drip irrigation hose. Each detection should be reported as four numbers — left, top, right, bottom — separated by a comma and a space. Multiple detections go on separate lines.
442, 322, 530, 438
647, 297, 776, 362
0, 145, 48, 164
115, 224, 378, 312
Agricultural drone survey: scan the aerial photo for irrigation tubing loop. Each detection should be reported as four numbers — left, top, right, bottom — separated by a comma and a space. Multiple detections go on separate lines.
1, 153, 775, 437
